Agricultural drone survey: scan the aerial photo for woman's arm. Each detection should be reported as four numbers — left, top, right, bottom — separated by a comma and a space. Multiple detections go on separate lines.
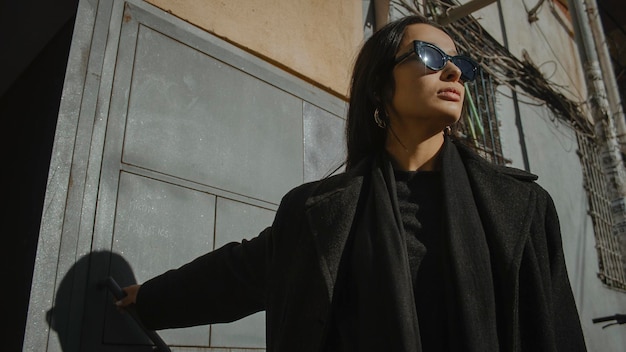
127, 228, 271, 330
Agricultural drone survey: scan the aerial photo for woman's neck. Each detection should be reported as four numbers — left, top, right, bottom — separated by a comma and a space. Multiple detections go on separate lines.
384, 126, 445, 171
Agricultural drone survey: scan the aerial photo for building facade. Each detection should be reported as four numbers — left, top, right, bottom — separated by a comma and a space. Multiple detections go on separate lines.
23, 0, 626, 351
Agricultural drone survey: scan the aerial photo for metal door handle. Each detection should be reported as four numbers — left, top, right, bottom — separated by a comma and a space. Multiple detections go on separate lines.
100, 277, 172, 352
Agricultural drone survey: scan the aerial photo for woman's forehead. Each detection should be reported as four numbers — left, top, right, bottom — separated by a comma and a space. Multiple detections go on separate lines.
399, 23, 457, 55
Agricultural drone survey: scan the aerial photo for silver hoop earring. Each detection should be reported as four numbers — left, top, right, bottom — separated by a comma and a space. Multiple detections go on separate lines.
444, 125, 452, 136
374, 108, 386, 129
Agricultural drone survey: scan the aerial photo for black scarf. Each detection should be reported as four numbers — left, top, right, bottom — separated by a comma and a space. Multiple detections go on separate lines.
331, 138, 500, 351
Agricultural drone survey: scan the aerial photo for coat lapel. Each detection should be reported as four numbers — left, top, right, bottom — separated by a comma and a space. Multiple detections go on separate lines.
457, 141, 537, 281
441, 141, 500, 350
454, 140, 538, 349
304, 166, 366, 300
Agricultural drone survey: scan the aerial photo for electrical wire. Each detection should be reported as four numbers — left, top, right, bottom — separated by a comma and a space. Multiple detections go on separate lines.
394, 0, 595, 137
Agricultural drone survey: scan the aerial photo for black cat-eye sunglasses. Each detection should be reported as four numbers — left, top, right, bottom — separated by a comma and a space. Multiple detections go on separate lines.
395, 40, 479, 82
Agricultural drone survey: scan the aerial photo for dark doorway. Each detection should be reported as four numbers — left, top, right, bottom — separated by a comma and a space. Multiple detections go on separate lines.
1, 1, 79, 350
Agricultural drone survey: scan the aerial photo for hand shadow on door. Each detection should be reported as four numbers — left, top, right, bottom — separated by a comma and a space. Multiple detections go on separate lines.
46, 250, 158, 351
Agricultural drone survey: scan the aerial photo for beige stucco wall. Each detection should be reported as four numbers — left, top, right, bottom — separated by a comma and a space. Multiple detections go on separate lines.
144, 0, 363, 99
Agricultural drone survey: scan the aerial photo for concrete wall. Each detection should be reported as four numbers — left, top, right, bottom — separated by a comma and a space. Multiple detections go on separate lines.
143, 0, 363, 98
24, 1, 351, 350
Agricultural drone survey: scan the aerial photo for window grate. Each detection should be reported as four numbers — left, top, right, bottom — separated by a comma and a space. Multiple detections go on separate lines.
577, 132, 626, 292
453, 71, 509, 166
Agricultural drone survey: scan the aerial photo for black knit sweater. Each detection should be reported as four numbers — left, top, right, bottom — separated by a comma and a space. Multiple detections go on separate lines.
394, 169, 447, 351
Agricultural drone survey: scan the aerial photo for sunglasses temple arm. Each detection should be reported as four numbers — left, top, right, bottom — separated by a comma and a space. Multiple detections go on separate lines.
394, 51, 414, 64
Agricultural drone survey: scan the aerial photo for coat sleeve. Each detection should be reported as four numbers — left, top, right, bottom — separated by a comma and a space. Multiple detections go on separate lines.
542, 191, 587, 351
135, 227, 271, 330
133, 183, 307, 331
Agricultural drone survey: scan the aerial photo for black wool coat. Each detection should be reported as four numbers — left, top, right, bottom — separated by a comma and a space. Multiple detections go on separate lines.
136, 139, 587, 351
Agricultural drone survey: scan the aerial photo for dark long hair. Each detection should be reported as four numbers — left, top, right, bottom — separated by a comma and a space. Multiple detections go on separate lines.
345, 14, 444, 170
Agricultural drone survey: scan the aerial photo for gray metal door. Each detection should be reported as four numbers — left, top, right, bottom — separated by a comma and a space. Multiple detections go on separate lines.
24, 0, 346, 351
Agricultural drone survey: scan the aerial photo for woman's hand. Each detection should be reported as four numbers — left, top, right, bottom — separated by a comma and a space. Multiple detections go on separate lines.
115, 284, 141, 309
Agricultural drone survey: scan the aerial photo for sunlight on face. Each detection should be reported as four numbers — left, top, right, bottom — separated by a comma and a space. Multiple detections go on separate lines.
386, 23, 465, 137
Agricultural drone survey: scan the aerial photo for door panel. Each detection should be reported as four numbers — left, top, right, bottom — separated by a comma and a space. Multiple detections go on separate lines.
25, 0, 347, 351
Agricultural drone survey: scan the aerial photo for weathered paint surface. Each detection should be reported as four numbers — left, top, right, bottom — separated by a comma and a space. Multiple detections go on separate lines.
144, 0, 362, 98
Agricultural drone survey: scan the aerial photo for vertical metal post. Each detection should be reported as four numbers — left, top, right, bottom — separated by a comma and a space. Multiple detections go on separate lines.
568, 0, 626, 266
437, 0, 498, 26
487, 75, 498, 162
374, 0, 391, 30
583, 0, 626, 153
496, 0, 531, 172
478, 70, 489, 151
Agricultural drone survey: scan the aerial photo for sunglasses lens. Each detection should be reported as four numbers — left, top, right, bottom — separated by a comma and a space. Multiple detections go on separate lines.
411, 41, 478, 81
418, 45, 446, 70
452, 57, 477, 81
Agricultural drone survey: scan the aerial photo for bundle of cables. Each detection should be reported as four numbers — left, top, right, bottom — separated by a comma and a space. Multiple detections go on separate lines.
395, 0, 595, 138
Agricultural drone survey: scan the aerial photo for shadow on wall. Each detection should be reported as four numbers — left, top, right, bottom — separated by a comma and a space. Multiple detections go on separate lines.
45, 251, 157, 351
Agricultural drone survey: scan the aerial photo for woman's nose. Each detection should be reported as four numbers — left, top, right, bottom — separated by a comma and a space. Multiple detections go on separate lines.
441, 61, 462, 82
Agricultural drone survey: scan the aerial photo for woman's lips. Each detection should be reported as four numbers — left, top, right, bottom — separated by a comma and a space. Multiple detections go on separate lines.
437, 88, 461, 101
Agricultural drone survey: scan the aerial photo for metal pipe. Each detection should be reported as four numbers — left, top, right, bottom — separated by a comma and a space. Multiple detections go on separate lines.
374, 0, 391, 30
527, 0, 547, 23
567, 0, 626, 262
487, 74, 498, 162
583, 0, 626, 153
496, 0, 531, 171
437, 0, 497, 26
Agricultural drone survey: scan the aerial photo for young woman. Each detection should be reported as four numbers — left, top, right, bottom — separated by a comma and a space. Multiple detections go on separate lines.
117, 15, 586, 351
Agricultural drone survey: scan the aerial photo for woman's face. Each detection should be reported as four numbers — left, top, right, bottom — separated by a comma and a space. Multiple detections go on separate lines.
386, 23, 465, 135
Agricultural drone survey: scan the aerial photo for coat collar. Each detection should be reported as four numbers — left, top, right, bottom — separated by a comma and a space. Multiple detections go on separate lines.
303, 139, 538, 304
453, 140, 538, 277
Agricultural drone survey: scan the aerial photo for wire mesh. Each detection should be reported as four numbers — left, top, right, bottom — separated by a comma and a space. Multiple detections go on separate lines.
454, 72, 509, 165
577, 132, 626, 291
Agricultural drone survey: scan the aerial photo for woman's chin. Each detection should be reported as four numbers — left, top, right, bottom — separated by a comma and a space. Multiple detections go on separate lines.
439, 112, 462, 127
